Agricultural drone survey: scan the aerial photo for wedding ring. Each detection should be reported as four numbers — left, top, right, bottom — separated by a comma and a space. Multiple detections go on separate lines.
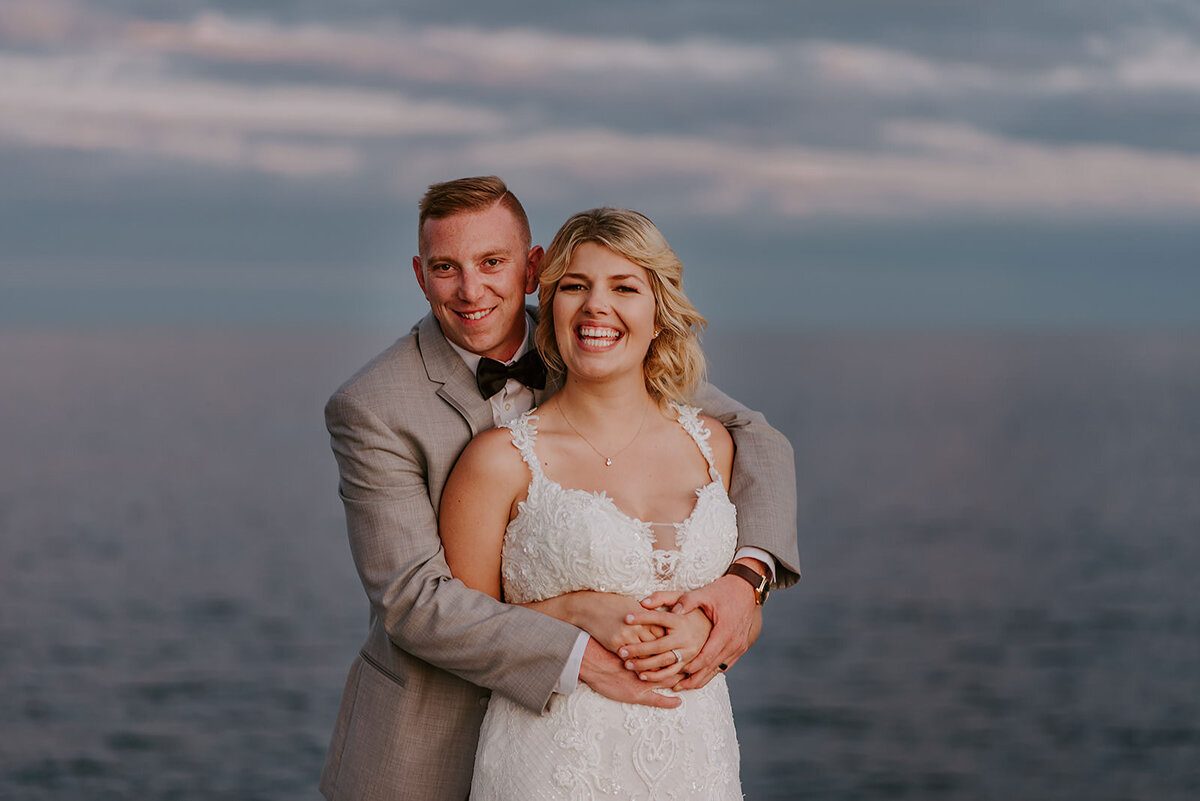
718, 663, 728, 671
671, 649, 682, 665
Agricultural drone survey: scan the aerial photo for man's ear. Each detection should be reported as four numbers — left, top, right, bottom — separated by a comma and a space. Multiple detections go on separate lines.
412, 256, 429, 299
524, 246, 544, 295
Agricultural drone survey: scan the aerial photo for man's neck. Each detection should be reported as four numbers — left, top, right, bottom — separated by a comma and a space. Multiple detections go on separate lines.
445, 314, 531, 370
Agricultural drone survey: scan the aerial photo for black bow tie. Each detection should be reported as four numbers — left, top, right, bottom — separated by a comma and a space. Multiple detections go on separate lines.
475, 350, 547, 399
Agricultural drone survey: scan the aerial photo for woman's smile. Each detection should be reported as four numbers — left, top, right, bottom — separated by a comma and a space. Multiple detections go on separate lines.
575, 324, 624, 350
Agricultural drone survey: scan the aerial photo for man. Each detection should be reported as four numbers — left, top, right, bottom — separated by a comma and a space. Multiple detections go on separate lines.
320, 176, 800, 800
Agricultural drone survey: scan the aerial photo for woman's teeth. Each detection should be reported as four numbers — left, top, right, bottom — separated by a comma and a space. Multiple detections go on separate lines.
578, 326, 621, 346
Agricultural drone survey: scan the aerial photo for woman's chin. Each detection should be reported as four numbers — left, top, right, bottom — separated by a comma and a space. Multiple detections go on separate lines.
563, 362, 646, 388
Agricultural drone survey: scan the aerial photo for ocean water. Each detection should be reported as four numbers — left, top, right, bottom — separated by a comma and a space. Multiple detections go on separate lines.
1, 329, 1197, 800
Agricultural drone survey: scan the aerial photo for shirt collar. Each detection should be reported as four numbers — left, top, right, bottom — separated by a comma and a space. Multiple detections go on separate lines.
446, 312, 533, 373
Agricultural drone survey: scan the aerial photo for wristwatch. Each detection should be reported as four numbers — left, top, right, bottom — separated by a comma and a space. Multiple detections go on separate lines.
724, 563, 770, 606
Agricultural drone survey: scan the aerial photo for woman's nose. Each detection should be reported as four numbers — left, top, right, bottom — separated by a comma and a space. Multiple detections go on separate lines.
582, 288, 610, 314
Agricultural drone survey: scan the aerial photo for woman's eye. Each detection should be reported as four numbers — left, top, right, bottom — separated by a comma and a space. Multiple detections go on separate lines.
616, 285, 639, 293
560, 283, 585, 291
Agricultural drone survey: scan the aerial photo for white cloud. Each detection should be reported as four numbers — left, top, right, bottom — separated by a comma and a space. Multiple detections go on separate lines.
127, 12, 1200, 98
0, 53, 503, 137
464, 122, 1200, 219
118, 13, 775, 85
0, 110, 363, 176
807, 31, 1200, 97
1107, 32, 1200, 92
0, 0, 108, 43
7, 3, 1200, 100
800, 42, 1008, 94
0, 51, 503, 176
4, 6, 1200, 216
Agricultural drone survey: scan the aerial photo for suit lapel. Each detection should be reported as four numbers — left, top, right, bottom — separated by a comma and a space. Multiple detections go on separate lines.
416, 314, 495, 436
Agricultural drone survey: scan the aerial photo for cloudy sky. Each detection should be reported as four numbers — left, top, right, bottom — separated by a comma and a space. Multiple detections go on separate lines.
2, 0, 1199, 329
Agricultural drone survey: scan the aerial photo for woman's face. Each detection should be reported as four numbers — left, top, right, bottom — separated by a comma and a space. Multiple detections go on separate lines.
552, 242, 657, 386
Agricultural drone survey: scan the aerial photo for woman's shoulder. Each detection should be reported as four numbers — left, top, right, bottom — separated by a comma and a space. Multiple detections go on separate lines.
665, 402, 731, 470
445, 426, 532, 514
672, 403, 732, 442
696, 411, 733, 448
695, 411, 735, 481
458, 423, 528, 475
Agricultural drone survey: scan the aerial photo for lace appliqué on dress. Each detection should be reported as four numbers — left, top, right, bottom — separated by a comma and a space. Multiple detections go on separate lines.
470, 405, 743, 801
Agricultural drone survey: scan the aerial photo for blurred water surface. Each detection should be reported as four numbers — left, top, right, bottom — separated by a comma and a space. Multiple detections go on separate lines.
1, 329, 1197, 800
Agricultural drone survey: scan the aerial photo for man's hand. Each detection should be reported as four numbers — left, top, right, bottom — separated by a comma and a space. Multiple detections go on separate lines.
578, 638, 681, 709
635, 559, 765, 690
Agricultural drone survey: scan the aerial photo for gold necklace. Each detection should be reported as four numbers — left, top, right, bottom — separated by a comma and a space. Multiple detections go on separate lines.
557, 398, 651, 467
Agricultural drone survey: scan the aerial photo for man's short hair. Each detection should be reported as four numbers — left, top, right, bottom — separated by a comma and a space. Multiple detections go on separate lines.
417, 176, 532, 255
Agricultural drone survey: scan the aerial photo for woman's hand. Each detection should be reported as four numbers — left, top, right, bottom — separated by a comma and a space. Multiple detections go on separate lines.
524, 591, 665, 654
616, 597, 713, 682
630, 567, 766, 690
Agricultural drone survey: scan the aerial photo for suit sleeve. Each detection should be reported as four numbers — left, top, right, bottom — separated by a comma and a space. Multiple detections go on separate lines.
692, 382, 801, 588
326, 390, 581, 712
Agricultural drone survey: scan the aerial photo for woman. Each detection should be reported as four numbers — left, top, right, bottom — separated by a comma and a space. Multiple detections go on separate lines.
440, 208, 744, 799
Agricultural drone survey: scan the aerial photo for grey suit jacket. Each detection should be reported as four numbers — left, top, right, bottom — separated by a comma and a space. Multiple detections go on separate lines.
319, 311, 800, 801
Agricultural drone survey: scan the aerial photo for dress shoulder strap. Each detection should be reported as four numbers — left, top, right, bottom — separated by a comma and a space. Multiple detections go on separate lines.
502, 410, 545, 481
669, 403, 722, 484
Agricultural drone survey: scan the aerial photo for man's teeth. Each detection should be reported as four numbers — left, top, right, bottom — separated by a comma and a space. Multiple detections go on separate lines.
460, 309, 491, 320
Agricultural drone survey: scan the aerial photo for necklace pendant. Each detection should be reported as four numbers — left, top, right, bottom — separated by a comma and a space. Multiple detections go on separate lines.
605, 458, 612, 466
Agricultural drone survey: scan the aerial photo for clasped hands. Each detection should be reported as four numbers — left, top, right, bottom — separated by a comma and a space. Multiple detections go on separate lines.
533, 575, 762, 708
566, 573, 763, 692
569, 591, 711, 686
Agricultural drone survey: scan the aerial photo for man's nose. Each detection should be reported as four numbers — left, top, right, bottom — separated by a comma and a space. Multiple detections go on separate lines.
457, 269, 484, 302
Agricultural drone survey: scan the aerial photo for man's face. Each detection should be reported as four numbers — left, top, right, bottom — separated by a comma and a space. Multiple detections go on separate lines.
413, 203, 541, 362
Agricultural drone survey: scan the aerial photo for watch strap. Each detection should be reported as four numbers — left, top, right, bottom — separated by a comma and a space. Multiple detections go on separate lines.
724, 563, 769, 606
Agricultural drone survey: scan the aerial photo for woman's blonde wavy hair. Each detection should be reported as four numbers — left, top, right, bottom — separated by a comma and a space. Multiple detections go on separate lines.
536, 208, 707, 404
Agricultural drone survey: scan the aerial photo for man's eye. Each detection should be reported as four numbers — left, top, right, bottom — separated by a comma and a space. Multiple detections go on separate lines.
484, 258, 502, 268
430, 263, 454, 273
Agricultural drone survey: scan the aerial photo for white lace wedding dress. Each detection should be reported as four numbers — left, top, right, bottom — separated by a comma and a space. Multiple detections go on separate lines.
469, 404, 743, 800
